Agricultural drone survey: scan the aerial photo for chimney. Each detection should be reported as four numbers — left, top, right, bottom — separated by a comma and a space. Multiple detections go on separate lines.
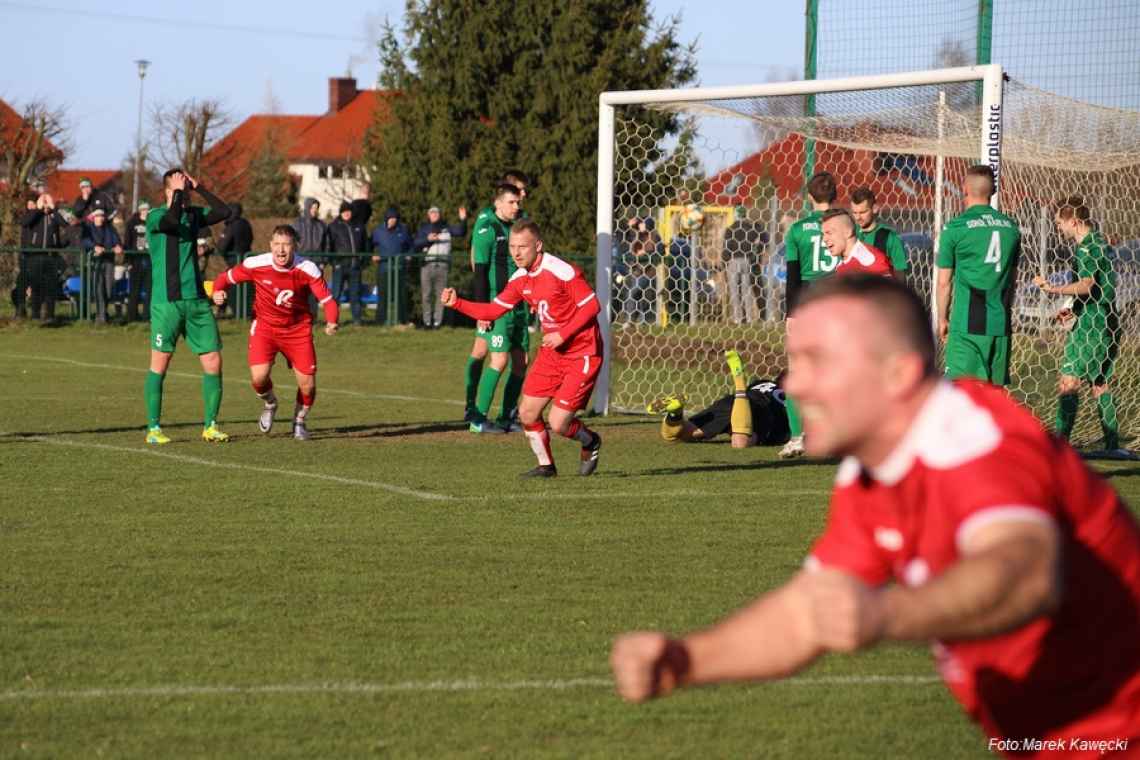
328, 77, 358, 113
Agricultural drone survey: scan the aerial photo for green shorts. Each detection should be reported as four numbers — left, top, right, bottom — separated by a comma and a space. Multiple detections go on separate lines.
1061, 325, 1117, 384
475, 309, 529, 353
150, 299, 222, 355
945, 333, 1010, 386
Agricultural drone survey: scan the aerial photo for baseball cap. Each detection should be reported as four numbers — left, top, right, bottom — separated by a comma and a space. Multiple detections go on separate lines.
79, 178, 93, 188
138, 201, 150, 211
428, 206, 441, 214
91, 208, 106, 217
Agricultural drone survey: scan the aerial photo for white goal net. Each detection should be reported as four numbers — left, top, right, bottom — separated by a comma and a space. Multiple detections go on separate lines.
594, 66, 1140, 447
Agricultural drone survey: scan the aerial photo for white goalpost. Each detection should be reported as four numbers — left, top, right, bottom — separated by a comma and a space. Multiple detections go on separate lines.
593, 64, 1140, 446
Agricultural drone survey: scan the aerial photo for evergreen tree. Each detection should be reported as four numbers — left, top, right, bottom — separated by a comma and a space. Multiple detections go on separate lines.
242, 130, 296, 218
363, 1, 697, 253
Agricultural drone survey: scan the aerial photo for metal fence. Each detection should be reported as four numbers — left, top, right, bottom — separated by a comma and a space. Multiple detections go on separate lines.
1, 247, 597, 326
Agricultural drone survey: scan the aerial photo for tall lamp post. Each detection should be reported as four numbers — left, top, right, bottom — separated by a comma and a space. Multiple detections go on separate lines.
131, 59, 150, 214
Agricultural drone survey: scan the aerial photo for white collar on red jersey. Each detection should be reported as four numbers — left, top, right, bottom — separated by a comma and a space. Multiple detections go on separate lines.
836, 381, 1003, 487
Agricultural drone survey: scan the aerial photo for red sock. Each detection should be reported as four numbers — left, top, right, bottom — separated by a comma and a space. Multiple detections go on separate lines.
295, 389, 315, 421
523, 421, 554, 467
252, 378, 273, 396
561, 418, 594, 445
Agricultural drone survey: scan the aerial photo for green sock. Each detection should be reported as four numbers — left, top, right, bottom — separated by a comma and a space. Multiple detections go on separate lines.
785, 395, 803, 437
465, 357, 483, 412
500, 370, 524, 422
145, 371, 165, 429
1056, 393, 1078, 440
475, 366, 502, 419
202, 373, 223, 428
1097, 392, 1119, 449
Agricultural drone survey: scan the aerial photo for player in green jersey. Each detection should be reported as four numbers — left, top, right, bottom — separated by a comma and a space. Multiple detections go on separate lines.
142, 168, 233, 444
850, 186, 908, 277
779, 171, 837, 458
464, 170, 530, 432
1033, 196, 1126, 454
935, 165, 1022, 386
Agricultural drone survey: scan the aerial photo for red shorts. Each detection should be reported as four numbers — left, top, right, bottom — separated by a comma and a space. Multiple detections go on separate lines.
248, 319, 318, 375
522, 349, 601, 411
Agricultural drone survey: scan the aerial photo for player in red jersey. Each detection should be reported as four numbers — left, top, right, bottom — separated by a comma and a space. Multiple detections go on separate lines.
611, 275, 1140, 758
210, 225, 339, 440
442, 219, 603, 477
820, 208, 895, 278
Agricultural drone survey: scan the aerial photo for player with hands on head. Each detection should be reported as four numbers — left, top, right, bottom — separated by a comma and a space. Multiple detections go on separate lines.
210, 225, 338, 440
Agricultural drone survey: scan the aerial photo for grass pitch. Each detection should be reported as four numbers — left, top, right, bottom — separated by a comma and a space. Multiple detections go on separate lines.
3, 320, 1139, 758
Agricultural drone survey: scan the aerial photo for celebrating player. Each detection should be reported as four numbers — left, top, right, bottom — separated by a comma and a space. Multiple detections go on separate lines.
820, 209, 895, 277
648, 350, 789, 449
780, 171, 838, 459
210, 225, 339, 440
143, 168, 233, 444
442, 220, 603, 477
935, 164, 1022, 386
611, 275, 1140, 753
1033, 196, 1126, 455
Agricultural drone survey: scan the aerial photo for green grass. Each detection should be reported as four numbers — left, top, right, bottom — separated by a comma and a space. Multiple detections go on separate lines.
2, 320, 1139, 757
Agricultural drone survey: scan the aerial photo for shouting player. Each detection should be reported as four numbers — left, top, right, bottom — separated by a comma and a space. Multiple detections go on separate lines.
210, 225, 339, 440
442, 219, 603, 477
611, 275, 1140, 754
820, 209, 895, 278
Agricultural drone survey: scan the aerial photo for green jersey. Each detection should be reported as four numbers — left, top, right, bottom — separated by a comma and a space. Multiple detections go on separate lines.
1071, 230, 1116, 326
145, 200, 215, 304
857, 222, 908, 272
785, 211, 837, 282
936, 204, 1022, 336
471, 210, 516, 302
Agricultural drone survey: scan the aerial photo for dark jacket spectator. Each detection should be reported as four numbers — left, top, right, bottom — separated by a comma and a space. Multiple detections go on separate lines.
327, 202, 369, 264
72, 178, 117, 222
21, 201, 66, 250
82, 209, 123, 323
218, 203, 254, 260
350, 198, 372, 229
81, 215, 123, 252
294, 197, 328, 255
124, 203, 150, 252
371, 207, 413, 257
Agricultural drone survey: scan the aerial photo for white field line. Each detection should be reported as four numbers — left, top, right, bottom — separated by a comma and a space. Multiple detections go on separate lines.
0, 353, 465, 406
11, 434, 454, 503
455, 489, 831, 502
0, 675, 941, 701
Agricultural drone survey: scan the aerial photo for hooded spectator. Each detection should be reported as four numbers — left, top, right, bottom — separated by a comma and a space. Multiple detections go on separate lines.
371, 207, 413, 324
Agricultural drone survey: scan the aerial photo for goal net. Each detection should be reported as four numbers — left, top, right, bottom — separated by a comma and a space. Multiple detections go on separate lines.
595, 66, 1140, 447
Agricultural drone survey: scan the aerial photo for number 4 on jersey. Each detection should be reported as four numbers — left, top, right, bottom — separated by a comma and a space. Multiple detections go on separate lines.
984, 231, 1002, 272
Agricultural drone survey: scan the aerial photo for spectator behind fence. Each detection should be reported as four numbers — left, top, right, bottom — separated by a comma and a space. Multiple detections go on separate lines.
14, 196, 35, 319
123, 201, 152, 322
216, 203, 253, 318
196, 235, 215, 275
619, 216, 661, 325
294, 198, 329, 257
82, 208, 124, 323
371, 206, 413, 324
722, 213, 763, 324
328, 200, 369, 326
414, 205, 467, 329
72, 176, 116, 222
20, 193, 66, 322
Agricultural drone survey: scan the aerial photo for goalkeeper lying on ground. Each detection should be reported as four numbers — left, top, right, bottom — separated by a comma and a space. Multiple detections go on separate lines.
648, 350, 790, 449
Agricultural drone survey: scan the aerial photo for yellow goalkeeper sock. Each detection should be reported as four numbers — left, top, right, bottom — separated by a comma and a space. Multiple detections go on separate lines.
730, 391, 753, 437
661, 416, 684, 442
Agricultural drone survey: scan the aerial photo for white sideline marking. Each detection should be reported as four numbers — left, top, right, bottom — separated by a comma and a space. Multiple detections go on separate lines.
456, 489, 831, 502
0, 353, 464, 407
0, 675, 940, 701
12, 434, 454, 503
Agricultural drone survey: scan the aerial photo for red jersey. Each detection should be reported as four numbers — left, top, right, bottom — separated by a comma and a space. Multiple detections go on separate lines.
213, 253, 337, 329
809, 379, 1140, 753
835, 240, 894, 278
455, 253, 602, 357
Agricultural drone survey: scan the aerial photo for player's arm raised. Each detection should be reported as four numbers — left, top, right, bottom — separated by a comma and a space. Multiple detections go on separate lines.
612, 573, 824, 703
209, 262, 253, 305
443, 278, 523, 322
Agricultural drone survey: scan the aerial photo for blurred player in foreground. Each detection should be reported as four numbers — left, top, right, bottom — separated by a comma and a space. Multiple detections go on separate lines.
612, 275, 1140, 755
443, 220, 603, 477
648, 350, 789, 449
211, 225, 339, 440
